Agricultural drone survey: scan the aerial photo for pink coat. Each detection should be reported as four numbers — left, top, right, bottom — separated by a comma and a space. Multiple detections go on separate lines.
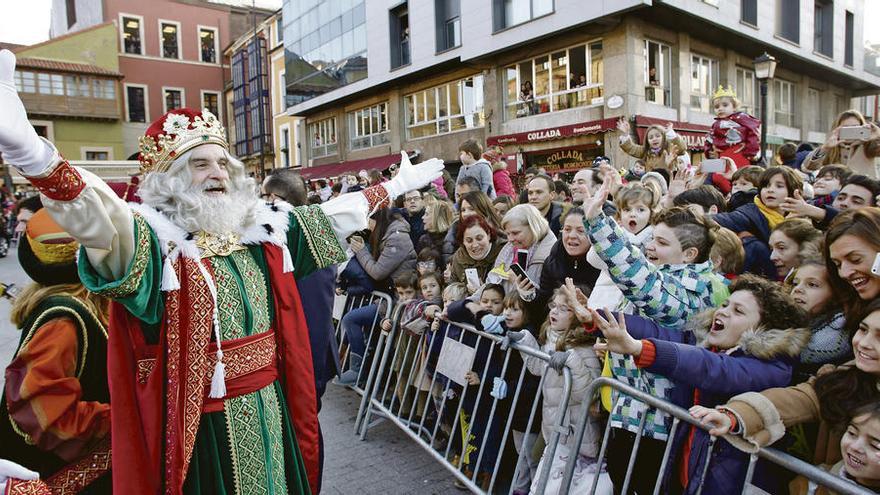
492, 168, 516, 197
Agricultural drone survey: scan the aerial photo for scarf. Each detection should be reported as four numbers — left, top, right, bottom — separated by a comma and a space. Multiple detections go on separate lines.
753, 196, 785, 229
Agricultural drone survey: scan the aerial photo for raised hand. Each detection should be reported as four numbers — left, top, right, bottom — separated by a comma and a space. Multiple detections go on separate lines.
583, 175, 612, 220
780, 189, 824, 220
590, 308, 642, 356
385, 151, 444, 198
616, 117, 631, 135
0, 50, 52, 172
563, 277, 591, 324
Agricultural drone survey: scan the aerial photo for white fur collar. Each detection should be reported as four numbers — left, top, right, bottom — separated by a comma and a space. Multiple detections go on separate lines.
130, 201, 292, 262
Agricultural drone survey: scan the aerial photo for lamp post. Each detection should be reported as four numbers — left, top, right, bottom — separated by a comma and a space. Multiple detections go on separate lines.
753, 52, 777, 164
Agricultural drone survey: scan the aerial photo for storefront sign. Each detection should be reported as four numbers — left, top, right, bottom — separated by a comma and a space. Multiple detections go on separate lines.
526, 146, 598, 173
487, 117, 618, 146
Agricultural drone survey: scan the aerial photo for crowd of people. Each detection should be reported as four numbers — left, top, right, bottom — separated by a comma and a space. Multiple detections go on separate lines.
324, 101, 880, 494
2, 36, 880, 494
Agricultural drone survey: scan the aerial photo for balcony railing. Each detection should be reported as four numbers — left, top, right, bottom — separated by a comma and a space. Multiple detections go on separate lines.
19, 93, 120, 120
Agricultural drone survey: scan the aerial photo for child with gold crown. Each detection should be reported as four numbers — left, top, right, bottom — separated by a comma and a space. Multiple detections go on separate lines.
703, 85, 761, 193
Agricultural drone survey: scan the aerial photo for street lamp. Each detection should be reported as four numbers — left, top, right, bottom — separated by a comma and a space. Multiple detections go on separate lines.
753, 52, 777, 164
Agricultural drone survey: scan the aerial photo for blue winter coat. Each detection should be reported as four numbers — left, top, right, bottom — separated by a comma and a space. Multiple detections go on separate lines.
337, 254, 376, 296
620, 313, 810, 495
713, 202, 776, 279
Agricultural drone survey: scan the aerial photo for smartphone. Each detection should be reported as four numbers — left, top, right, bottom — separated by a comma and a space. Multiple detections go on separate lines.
701, 158, 726, 174
464, 268, 481, 288
872, 252, 880, 276
509, 263, 534, 286
839, 126, 870, 141
516, 249, 529, 268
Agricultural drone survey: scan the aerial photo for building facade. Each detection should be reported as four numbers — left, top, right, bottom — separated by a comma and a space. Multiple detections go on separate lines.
12, 22, 126, 161
282, 0, 880, 179
50, 0, 273, 158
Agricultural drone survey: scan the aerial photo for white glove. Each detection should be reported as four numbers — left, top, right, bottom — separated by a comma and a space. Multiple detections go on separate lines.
0, 50, 54, 174
383, 151, 444, 199
0, 458, 40, 493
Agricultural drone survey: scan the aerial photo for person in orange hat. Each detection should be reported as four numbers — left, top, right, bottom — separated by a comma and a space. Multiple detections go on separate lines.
0, 48, 444, 495
0, 209, 111, 494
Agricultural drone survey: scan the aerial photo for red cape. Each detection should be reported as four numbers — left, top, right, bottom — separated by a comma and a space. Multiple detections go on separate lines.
107, 244, 319, 494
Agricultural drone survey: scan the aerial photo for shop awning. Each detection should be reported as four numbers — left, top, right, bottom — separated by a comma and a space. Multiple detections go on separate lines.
298, 152, 404, 180
487, 117, 618, 146
634, 115, 713, 151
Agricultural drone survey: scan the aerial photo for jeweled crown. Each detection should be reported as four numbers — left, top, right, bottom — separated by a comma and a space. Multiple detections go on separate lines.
138, 108, 228, 175
712, 85, 737, 100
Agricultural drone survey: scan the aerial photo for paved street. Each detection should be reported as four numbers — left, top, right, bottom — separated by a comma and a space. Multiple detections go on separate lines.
0, 246, 460, 494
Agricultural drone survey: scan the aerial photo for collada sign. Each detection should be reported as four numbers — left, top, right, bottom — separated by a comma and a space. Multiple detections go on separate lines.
531, 148, 592, 172
546, 149, 584, 165
527, 129, 562, 141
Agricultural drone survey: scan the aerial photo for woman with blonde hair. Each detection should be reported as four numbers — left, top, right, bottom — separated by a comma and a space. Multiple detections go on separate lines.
0, 209, 111, 492
803, 110, 880, 178
490, 203, 556, 297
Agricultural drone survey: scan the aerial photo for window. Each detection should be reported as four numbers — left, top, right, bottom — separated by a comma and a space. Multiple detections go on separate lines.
202, 91, 220, 117
121, 15, 143, 55
349, 102, 390, 150
92, 79, 116, 99
493, 0, 553, 31
308, 118, 338, 157
163, 87, 184, 112
807, 88, 824, 131
773, 79, 795, 127
199, 27, 218, 63
435, 0, 461, 52
735, 67, 757, 115
405, 75, 484, 138
814, 0, 833, 57
277, 70, 286, 113
845, 11, 854, 66
36, 73, 64, 95
279, 124, 290, 167
776, 0, 800, 43
504, 41, 603, 120
65, 75, 88, 96
125, 84, 147, 122
645, 40, 672, 106
83, 149, 111, 160
66, 0, 77, 28
690, 55, 719, 112
390, 3, 410, 68
160, 21, 181, 59
14, 71, 36, 93
741, 0, 757, 25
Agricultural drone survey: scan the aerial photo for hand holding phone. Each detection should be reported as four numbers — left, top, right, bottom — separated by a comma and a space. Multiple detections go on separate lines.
701, 158, 726, 174
510, 263, 534, 286
839, 125, 871, 142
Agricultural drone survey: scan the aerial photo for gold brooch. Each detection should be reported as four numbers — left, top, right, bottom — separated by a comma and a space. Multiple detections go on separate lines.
196, 231, 245, 258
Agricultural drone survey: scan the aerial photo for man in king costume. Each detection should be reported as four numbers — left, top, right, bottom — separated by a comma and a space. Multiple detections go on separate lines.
0, 49, 444, 495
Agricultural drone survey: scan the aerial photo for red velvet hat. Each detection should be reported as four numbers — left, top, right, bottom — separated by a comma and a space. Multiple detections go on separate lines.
137, 108, 227, 175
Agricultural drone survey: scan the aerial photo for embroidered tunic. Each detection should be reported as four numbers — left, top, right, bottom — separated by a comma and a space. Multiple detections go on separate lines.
22, 155, 381, 495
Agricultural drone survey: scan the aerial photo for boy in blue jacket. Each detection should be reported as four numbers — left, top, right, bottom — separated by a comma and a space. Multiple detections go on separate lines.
582, 275, 810, 494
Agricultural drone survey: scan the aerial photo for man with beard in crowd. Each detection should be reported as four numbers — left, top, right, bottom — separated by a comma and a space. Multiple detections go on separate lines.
0, 49, 443, 495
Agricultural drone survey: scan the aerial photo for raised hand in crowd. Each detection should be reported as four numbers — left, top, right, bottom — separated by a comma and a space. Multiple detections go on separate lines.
780, 189, 825, 221
665, 169, 688, 207
583, 174, 613, 220
616, 117, 631, 136
562, 277, 591, 324
590, 308, 642, 357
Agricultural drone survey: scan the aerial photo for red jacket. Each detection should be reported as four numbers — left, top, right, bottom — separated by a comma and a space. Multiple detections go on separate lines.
492, 168, 516, 197
704, 111, 761, 160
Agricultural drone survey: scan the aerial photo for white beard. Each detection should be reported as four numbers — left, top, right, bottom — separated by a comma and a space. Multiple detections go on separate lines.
187, 186, 257, 235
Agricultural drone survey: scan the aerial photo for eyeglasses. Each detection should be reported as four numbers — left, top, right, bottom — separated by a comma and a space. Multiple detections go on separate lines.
548, 302, 572, 313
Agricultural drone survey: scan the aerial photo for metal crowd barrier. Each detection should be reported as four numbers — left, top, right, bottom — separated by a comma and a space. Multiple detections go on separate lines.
357, 315, 577, 494
332, 290, 394, 434
559, 377, 875, 495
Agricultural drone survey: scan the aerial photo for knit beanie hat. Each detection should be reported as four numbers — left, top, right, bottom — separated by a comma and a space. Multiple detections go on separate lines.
18, 209, 80, 286
641, 171, 668, 195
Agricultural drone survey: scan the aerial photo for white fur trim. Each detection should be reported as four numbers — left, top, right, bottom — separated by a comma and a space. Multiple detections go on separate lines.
161, 255, 180, 291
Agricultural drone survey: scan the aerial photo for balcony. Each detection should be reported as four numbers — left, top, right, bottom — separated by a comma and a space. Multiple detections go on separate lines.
19, 92, 121, 120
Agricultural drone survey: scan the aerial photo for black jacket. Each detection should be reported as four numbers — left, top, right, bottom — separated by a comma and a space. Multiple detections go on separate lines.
533, 240, 601, 320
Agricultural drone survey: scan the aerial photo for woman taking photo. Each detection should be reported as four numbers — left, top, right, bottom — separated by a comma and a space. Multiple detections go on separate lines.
448, 215, 505, 292
491, 204, 557, 297
802, 110, 880, 178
